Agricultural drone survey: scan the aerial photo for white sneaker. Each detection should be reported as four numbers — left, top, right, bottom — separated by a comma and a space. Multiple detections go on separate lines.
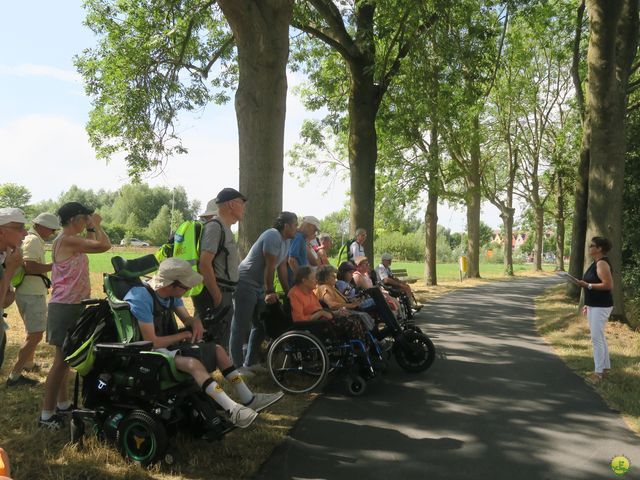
246, 363, 268, 374
237, 366, 255, 378
228, 404, 258, 429
244, 391, 285, 412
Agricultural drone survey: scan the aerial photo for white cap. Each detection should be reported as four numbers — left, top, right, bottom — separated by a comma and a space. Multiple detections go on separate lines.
148, 258, 203, 290
354, 256, 369, 266
0, 207, 28, 226
381, 252, 393, 261
302, 215, 321, 229
33, 212, 61, 230
200, 199, 217, 217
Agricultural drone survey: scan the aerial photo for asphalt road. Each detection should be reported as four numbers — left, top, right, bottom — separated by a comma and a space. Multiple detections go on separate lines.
257, 276, 640, 480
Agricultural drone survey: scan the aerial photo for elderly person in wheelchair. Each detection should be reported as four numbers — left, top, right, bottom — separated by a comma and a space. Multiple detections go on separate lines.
124, 258, 283, 428
375, 253, 422, 312
315, 265, 376, 332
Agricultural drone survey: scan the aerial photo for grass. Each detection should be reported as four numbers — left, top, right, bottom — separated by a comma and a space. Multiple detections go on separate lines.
1, 248, 559, 479
534, 284, 640, 435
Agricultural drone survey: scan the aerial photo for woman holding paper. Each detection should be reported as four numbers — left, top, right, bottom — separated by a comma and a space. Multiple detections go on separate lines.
577, 236, 614, 384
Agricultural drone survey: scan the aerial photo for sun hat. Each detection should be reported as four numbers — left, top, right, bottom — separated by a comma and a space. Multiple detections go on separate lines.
301, 216, 321, 229
200, 199, 218, 217
0, 208, 27, 226
338, 261, 356, 275
33, 212, 61, 230
148, 257, 203, 290
354, 256, 369, 266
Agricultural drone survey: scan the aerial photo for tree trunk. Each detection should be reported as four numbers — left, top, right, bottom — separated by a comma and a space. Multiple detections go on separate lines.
466, 114, 482, 278
218, 0, 292, 255
425, 120, 439, 286
567, 124, 590, 299
347, 64, 378, 260
533, 206, 544, 272
555, 174, 565, 271
584, 0, 639, 319
500, 207, 515, 276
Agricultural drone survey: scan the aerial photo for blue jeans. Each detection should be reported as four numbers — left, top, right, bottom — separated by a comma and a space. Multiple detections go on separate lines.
229, 281, 265, 367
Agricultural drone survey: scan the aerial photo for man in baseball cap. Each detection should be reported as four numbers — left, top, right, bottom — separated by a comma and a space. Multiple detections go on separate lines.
7, 212, 60, 387
195, 188, 247, 348
123, 257, 283, 428
0, 208, 28, 371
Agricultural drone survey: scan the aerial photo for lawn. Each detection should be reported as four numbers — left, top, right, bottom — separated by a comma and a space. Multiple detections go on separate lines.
534, 285, 640, 435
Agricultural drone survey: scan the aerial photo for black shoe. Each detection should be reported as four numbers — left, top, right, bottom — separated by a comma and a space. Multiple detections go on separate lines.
6, 374, 39, 387
38, 414, 64, 430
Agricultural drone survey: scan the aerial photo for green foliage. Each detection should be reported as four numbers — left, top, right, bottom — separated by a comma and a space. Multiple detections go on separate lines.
0, 183, 32, 211
76, 0, 235, 178
319, 209, 350, 256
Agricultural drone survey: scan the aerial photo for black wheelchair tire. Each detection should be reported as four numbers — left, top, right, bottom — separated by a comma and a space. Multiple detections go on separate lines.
394, 330, 436, 373
345, 375, 367, 396
267, 330, 329, 394
117, 410, 168, 466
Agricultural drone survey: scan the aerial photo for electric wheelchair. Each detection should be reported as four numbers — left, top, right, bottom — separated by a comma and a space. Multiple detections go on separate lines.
263, 287, 436, 397
63, 254, 233, 466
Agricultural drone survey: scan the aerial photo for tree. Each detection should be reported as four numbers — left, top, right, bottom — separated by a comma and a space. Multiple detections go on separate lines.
291, 0, 433, 259
583, 0, 639, 318
77, 0, 293, 255
0, 183, 31, 211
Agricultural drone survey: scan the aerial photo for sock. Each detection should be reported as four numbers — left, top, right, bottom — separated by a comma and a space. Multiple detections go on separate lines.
41, 410, 54, 421
224, 369, 253, 404
204, 380, 237, 412
8, 372, 20, 381
57, 400, 72, 410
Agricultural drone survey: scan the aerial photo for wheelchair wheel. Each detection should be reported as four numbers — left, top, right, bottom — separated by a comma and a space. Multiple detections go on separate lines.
394, 330, 436, 373
117, 410, 168, 466
345, 374, 367, 396
268, 330, 329, 394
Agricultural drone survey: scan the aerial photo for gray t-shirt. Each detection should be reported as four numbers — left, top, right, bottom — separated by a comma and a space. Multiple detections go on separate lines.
200, 217, 240, 283
238, 228, 290, 288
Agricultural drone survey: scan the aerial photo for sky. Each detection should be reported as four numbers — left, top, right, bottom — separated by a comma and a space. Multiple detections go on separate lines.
0, 2, 502, 232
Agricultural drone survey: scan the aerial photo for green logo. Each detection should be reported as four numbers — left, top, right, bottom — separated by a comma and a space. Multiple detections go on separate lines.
611, 455, 631, 476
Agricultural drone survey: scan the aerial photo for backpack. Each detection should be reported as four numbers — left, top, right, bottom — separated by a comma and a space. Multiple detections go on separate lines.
63, 300, 115, 376
154, 219, 229, 296
337, 238, 356, 265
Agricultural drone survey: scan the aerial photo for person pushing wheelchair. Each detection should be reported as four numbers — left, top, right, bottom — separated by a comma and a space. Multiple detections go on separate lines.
124, 257, 284, 429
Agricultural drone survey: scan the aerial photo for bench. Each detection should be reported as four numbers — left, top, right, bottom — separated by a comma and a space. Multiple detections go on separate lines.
391, 269, 418, 284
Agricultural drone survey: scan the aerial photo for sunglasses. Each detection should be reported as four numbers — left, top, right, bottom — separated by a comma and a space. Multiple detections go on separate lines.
173, 281, 190, 290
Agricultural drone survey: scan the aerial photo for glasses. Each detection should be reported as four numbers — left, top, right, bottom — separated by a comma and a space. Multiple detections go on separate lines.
173, 281, 190, 290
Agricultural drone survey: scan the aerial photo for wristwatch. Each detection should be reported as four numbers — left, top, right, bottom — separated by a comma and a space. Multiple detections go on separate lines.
587, 283, 593, 290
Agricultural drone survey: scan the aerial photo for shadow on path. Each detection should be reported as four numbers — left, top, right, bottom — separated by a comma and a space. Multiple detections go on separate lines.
257, 277, 640, 480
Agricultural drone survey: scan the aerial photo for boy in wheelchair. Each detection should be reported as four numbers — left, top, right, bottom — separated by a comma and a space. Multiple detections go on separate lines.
124, 258, 283, 428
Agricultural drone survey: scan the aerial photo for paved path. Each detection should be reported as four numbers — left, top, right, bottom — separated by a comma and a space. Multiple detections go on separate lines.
258, 277, 640, 479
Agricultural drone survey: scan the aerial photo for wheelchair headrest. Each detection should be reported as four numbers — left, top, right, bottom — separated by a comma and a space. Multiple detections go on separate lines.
111, 254, 159, 279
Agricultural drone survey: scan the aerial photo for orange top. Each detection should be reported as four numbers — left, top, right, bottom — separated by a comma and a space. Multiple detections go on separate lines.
288, 285, 323, 321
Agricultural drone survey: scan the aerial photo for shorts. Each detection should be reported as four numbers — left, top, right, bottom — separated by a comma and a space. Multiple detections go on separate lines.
160, 341, 218, 373
16, 293, 47, 333
47, 303, 85, 347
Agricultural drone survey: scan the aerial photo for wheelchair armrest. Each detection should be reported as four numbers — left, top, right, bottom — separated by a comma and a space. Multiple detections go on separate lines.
81, 298, 103, 306
94, 341, 153, 354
